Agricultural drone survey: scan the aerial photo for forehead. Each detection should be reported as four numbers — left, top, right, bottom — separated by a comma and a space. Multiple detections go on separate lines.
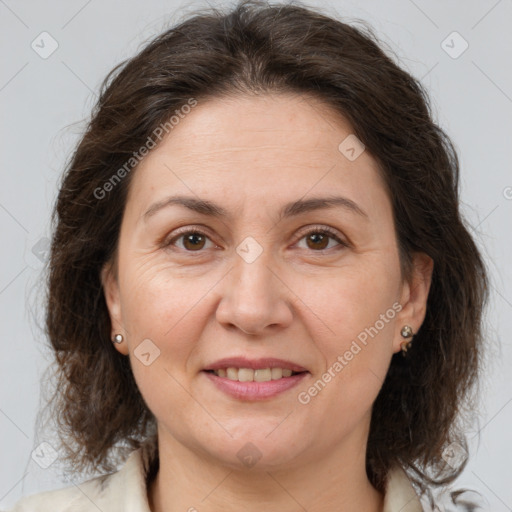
126, 92, 388, 219
159, 92, 359, 160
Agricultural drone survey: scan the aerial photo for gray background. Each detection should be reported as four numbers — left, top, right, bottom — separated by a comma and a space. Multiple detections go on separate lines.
1, 0, 511, 510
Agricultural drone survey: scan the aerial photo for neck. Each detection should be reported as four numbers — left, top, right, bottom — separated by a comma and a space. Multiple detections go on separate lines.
147, 429, 384, 512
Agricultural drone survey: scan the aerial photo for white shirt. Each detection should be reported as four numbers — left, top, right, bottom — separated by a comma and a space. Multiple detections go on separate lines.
5, 442, 423, 511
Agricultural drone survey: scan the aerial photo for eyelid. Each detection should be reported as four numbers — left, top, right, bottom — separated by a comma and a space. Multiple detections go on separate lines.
161, 223, 349, 252
160, 224, 218, 248
293, 224, 349, 249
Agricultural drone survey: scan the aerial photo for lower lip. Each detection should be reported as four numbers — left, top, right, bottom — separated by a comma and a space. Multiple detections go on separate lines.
202, 371, 309, 400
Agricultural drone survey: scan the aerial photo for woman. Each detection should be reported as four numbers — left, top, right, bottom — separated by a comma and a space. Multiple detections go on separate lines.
6, 1, 488, 510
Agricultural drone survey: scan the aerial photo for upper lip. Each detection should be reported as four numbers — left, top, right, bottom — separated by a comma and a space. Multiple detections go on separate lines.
203, 357, 309, 373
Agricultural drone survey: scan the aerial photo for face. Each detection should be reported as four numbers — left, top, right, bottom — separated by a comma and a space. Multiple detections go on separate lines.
102, 92, 432, 471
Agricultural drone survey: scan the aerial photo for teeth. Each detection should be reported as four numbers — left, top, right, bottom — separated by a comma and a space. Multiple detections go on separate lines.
254, 369, 271, 382
213, 367, 297, 381
226, 367, 238, 380
271, 368, 283, 380
238, 368, 254, 382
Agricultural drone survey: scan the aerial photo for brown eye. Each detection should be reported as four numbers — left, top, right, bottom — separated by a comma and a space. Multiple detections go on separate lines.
165, 230, 214, 252
296, 227, 347, 252
181, 232, 207, 251
305, 232, 330, 250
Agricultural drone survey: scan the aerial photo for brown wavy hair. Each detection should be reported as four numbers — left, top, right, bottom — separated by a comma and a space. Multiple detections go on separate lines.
39, 0, 488, 504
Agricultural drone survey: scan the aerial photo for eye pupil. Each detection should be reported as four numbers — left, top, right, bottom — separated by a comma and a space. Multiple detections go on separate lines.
183, 233, 205, 251
307, 232, 329, 250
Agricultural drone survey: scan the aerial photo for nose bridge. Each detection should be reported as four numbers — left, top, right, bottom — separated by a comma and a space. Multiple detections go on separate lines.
233, 239, 278, 310
215, 236, 293, 334
235, 241, 274, 298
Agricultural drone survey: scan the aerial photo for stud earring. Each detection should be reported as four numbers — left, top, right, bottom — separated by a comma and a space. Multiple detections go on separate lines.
400, 325, 414, 356
112, 334, 124, 344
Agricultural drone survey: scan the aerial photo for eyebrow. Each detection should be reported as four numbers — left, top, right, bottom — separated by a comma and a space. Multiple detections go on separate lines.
143, 194, 368, 222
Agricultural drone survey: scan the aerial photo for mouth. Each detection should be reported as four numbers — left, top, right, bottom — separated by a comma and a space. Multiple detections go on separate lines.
203, 357, 308, 380
203, 367, 306, 382
201, 357, 310, 400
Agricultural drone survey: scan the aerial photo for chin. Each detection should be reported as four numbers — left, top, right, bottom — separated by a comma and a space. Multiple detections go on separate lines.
196, 423, 311, 471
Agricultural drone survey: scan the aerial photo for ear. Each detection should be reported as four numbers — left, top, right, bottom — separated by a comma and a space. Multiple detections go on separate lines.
101, 261, 129, 356
393, 252, 434, 353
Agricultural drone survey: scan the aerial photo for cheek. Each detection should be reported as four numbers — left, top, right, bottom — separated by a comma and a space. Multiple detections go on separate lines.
308, 260, 399, 334
117, 259, 209, 378
119, 254, 209, 334
298, 257, 400, 386
118, 264, 211, 418
294, 267, 398, 440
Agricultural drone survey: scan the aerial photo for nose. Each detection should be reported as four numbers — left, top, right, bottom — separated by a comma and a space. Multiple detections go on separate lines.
215, 249, 294, 336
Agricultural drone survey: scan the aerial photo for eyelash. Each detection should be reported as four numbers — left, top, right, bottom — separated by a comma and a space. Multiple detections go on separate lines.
162, 225, 348, 254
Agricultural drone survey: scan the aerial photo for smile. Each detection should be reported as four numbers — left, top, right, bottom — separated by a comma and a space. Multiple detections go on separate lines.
202, 369, 309, 400
207, 367, 303, 381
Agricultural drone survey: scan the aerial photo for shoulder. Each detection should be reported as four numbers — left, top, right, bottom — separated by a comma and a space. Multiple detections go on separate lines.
383, 465, 423, 512
4, 473, 113, 512
4, 442, 157, 512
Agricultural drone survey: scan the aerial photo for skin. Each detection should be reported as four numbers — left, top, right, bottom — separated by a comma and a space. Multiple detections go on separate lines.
102, 92, 433, 512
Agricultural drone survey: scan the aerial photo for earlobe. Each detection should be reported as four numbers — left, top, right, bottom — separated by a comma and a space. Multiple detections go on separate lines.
101, 262, 129, 356
394, 252, 434, 353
